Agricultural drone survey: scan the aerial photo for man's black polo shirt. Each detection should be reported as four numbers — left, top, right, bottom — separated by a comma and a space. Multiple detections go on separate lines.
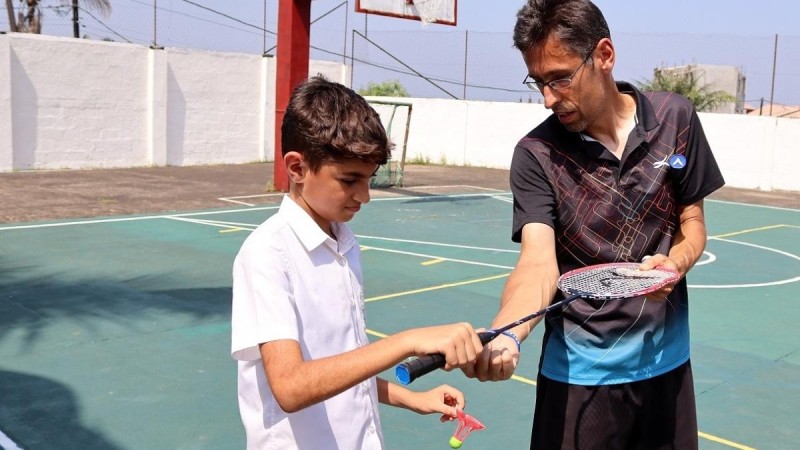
510, 82, 724, 385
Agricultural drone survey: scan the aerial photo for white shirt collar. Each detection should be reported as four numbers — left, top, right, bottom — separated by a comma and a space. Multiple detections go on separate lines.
279, 195, 357, 254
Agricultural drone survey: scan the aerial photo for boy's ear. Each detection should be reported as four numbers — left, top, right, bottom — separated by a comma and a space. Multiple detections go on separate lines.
283, 151, 307, 183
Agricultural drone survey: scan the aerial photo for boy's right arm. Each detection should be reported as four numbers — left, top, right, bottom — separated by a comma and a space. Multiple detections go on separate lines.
261, 322, 482, 413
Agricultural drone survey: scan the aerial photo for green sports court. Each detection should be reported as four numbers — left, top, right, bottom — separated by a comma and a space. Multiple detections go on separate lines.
1, 182, 798, 449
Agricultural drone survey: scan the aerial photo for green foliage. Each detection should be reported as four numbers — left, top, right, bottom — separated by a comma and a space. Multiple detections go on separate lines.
636, 70, 736, 112
358, 80, 410, 97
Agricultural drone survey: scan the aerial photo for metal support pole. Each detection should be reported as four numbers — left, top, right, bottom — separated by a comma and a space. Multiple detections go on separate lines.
769, 34, 778, 116
274, 0, 311, 192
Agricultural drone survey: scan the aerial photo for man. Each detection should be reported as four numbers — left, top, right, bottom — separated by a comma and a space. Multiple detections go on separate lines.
466, 1, 725, 448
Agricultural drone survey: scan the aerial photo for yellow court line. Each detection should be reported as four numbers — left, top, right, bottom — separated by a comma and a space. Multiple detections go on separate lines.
219, 227, 248, 233
711, 223, 793, 239
367, 329, 389, 339
698, 432, 757, 450
421, 258, 446, 266
365, 273, 510, 303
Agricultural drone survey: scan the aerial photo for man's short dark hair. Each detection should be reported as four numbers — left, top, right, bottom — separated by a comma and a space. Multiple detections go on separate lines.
513, 0, 610, 58
281, 76, 391, 172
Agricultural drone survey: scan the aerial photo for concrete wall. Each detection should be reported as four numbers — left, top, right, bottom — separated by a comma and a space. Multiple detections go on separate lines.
0, 33, 347, 171
1, 33, 798, 193
368, 95, 800, 193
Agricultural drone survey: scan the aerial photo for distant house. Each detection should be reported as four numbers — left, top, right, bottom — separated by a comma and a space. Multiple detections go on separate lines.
744, 103, 800, 119
656, 64, 746, 114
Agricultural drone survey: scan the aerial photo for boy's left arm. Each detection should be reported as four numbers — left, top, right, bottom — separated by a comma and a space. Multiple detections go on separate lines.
377, 378, 463, 422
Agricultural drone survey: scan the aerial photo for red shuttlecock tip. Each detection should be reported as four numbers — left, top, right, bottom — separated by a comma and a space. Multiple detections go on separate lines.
449, 410, 485, 448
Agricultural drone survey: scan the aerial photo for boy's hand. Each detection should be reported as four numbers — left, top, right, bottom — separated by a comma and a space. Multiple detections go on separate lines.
403, 384, 465, 422
406, 323, 483, 370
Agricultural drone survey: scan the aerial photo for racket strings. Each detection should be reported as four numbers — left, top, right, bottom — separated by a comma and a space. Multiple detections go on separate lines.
559, 265, 675, 298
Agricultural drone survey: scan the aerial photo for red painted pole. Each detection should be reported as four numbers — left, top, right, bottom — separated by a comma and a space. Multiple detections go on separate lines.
274, 0, 311, 192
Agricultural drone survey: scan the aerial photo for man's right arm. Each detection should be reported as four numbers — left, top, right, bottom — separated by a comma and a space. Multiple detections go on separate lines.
468, 222, 560, 381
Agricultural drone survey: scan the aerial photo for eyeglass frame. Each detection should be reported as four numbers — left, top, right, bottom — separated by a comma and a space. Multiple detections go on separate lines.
523, 52, 593, 93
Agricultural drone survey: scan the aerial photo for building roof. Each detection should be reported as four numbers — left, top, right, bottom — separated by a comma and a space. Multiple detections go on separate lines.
744, 103, 800, 118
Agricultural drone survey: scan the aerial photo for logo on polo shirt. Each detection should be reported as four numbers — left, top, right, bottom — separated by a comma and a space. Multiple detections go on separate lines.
653, 154, 687, 170
669, 154, 687, 169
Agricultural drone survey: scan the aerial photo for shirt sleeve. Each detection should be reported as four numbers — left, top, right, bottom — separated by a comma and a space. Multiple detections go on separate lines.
231, 230, 299, 361
674, 110, 726, 205
510, 142, 557, 243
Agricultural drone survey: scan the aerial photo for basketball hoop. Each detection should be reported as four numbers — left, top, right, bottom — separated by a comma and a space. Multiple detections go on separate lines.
406, 0, 447, 27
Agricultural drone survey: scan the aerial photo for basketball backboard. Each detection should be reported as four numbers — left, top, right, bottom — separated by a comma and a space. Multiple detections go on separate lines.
355, 0, 457, 26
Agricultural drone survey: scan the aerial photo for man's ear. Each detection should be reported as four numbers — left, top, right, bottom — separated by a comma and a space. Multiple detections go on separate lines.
595, 37, 615, 72
284, 151, 306, 183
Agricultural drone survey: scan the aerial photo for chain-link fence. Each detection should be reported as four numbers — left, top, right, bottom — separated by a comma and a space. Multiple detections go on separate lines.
2, 0, 798, 109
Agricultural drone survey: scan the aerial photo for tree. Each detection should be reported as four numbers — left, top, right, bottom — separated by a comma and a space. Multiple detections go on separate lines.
8, 0, 111, 36
358, 80, 409, 97
636, 68, 736, 112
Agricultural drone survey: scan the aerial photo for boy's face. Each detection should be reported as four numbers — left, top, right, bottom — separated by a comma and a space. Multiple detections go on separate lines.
291, 157, 378, 234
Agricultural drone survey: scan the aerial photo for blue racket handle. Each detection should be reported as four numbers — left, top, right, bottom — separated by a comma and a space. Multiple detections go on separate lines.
395, 331, 497, 385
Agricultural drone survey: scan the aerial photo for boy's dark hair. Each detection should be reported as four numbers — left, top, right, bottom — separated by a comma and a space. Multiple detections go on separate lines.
513, 0, 610, 58
281, 76, 391, 172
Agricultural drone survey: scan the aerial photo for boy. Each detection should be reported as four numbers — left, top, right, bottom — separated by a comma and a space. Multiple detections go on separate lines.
231, 76, 483, 449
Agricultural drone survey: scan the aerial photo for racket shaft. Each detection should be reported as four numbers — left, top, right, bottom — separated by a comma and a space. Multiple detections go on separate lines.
395, 295, 586, 384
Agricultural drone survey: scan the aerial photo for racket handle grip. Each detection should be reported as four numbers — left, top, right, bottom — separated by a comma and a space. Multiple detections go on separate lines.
394, 331, 497, 385
395, 353, 446, 385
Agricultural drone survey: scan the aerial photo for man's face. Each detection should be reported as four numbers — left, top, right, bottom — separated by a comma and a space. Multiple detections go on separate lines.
523, 36, 604, 133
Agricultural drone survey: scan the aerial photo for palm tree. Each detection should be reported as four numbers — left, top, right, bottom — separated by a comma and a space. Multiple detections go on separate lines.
637, 68, 736, 112
7, 0, 111, 36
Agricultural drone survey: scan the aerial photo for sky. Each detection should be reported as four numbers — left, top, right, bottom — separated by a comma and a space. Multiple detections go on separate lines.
2, 0, 798, 106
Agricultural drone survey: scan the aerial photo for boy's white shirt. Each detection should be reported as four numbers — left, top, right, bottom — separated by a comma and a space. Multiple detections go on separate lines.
231, 195, 384, 449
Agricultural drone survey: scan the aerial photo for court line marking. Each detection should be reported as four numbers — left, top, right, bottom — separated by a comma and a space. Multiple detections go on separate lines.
695, 237, 800, 288
707, 198, 799, 213
365, 273, 510, 303
0, 192, 511, 232
357, 234, 519, 253
217, 186, 508, 206
711, 223, 798, 239
0, 429, 23, 450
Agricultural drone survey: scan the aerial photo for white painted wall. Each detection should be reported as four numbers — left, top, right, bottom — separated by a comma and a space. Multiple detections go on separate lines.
1, 33, 798, 193
369, 96, 800, 192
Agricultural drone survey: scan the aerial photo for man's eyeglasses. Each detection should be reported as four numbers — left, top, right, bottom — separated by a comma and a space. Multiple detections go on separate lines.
523, 54, 592, 93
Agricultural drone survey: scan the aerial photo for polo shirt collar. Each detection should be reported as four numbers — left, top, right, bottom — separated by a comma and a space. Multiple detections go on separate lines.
279, 195, 357, 254
617, 81, 659, 133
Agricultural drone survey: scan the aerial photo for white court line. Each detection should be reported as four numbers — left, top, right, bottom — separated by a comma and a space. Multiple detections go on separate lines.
0, 206, 280, 232
0, 429, 23, 450
690, 237, 800, 288
362, 245, 514, 270
0, 192, 510, 232
707, 198, 800, 212
357, 234, 519, 254
218, 192, 284, 206
218, 186, 508, 207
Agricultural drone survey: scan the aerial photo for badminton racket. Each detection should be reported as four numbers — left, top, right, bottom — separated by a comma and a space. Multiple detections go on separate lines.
396, 262, 680, 384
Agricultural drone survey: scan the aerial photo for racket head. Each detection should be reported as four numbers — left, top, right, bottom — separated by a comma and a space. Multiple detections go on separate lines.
557, 262, 680, 300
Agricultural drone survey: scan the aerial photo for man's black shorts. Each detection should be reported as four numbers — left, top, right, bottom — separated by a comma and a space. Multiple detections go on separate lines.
531, 361, 698, 450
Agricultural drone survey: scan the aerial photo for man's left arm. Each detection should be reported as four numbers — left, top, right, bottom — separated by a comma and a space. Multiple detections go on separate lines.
640, 200, 707, 297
